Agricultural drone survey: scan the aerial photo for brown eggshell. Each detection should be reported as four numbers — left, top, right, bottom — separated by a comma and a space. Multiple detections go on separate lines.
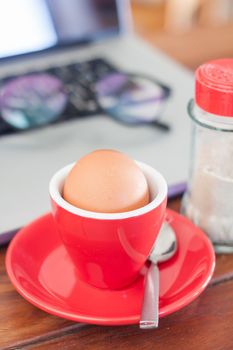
63, 149, 150, 213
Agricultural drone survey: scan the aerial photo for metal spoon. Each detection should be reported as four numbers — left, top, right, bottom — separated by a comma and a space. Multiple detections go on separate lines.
140, 222, 177, 329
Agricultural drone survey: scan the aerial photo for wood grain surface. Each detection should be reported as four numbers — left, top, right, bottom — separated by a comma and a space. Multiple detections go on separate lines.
14, 280, 233, 350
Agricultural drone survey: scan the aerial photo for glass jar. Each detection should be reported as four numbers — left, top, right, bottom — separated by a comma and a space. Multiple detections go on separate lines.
181, 59, 233, 253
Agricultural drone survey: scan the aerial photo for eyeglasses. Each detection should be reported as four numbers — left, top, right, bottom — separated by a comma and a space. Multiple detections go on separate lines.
0, 70, 171, 135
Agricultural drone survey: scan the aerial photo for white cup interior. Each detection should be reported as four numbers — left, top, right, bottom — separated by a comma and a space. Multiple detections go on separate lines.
49, 160, 167, 220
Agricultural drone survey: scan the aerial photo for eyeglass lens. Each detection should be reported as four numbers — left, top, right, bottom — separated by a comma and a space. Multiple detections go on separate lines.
0, 74, 67, 130
95, 73, 170, 125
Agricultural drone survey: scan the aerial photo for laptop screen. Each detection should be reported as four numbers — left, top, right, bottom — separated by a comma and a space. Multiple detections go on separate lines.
0, 0, 120, 60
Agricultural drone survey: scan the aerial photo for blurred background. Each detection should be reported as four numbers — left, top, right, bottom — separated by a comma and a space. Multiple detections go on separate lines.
131, 0, 233, 69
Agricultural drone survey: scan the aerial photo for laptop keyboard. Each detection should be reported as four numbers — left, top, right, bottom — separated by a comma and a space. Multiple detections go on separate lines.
46, 58, 117, 117
0, 58, 118, 135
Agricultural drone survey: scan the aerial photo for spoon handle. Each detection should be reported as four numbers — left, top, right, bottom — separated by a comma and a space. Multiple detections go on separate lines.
140, 263, 159, 329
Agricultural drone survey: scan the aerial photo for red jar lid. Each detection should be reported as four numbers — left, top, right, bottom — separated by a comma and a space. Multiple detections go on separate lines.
195, 58, 233, 117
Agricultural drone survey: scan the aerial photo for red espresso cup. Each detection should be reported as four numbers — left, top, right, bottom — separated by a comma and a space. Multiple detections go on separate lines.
49, 161, 167, 289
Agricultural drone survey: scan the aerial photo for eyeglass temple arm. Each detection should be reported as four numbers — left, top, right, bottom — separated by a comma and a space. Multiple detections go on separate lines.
150, 119, 171, 132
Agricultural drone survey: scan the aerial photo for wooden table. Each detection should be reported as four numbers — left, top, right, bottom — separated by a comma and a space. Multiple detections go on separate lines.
1, 198, 233, 350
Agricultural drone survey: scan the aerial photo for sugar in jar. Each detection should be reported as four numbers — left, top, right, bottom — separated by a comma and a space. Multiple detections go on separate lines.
181, 59, 233, 253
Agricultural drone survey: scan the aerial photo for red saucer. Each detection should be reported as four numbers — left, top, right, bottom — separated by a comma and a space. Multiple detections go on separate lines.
6, 209, 215, 326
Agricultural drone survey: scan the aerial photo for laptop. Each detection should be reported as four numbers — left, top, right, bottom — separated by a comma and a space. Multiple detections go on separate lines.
0, 0, 193, 243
